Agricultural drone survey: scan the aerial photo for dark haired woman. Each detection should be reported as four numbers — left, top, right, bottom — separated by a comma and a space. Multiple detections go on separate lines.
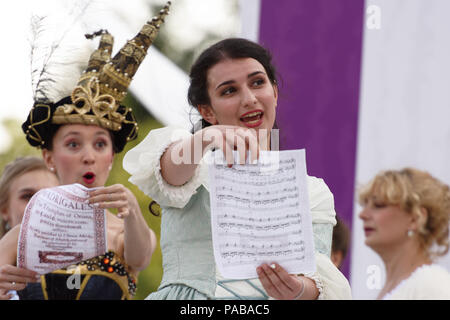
0, 3, 172, 299
123, 38, 352, 300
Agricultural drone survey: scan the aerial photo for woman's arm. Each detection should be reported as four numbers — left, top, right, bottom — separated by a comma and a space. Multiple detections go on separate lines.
122, 125, 257, 208
88, 185, 156, 271
161, 125, 259, 186
159, 131, 203, 186
0, 225, 39, 299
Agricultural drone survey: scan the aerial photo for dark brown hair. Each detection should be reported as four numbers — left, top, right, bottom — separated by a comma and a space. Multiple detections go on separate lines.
332, 216, 350, 259
188, 38, 279, 130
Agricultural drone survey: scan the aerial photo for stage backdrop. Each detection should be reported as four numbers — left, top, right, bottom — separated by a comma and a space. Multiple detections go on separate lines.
239, 0, 450, 299
351, 0, 450, 299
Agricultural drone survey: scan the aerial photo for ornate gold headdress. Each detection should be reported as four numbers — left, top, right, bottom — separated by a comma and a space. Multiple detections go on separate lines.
23, 1, 171, 152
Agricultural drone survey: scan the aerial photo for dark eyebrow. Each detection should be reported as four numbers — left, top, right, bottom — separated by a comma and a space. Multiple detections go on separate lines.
18, 188, 36, 194
63, 131, 81, 138
216, 80, 235, 90
63, 130, 109, 139
215, 71, 266, 90
248, 71, 265, 78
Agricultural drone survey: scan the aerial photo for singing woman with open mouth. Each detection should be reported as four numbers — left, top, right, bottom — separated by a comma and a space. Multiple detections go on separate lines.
0, 2, 172, 300
123, 38, 352, 300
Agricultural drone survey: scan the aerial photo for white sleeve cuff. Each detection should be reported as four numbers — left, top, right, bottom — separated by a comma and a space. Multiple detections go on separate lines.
123, 126, 205, 208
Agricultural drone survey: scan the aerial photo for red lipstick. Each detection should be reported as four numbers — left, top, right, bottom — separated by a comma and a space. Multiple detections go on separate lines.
82, 172, 96, 185
240, 109, 264, 128
364, 227, 375, 236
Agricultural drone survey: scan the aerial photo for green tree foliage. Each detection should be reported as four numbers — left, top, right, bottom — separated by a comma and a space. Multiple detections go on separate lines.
0, 119, 41, 169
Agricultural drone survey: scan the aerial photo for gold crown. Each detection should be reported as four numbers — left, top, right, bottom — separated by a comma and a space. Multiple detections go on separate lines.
52, 1, 171, 133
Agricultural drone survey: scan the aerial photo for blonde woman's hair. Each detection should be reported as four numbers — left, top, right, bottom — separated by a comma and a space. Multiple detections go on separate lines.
0, 156, 51, 237
358, 168, 450, 258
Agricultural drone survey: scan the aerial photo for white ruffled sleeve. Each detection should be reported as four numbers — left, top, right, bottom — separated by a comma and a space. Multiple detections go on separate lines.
122, 126, 205, 208
301, 176, 352, 299
303, 252, 352, 300
307, 176, 337, 226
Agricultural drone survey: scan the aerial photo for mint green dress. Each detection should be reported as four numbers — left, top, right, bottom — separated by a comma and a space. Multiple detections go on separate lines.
123, 126, 352, 300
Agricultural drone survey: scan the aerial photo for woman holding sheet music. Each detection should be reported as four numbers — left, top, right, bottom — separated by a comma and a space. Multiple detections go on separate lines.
123, 38, 352, 300
0, 2, 174, 299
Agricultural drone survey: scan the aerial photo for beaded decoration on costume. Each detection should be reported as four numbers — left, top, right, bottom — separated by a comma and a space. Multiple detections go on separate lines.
76, 251, 137, 297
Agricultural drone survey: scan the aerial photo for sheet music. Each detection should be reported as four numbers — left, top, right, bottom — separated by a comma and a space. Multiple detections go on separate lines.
208, 149, 316, 279
17, 183, 107, 274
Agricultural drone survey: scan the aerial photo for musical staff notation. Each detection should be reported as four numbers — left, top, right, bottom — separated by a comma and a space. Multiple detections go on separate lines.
208, 150, 316, 279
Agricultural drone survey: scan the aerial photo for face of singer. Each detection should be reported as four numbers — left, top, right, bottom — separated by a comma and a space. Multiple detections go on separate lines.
43, 124, 114, 188
0, 169, 59, 228
359, 203, 414, 253
198, 58, 278, 133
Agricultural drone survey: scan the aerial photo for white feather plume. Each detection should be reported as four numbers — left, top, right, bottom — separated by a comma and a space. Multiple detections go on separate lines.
29, 1, 95, 103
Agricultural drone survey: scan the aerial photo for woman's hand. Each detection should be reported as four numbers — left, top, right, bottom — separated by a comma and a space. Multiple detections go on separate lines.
87, 184, 140, 219
199, 125, 260, 166
257, 263, 316, 300
88, 184, 156, 270
0, 264, 39, 299
161, 125, 262, 186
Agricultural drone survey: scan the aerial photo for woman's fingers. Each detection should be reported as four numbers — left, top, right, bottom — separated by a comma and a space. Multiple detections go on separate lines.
8, 282, 27, 291
257, 264, 283, 298
87, 185, 136, 219
0, 289, 13, 300
0, 265, 39, 291
0, 265, 38, 282
238, 127, 259, 164
88, 186, 126, 206
222, 138, 235, 167
257, 263, 302, 300
246, 130, 259, 164
267, 263, 299, 292
217, 126, 260, 166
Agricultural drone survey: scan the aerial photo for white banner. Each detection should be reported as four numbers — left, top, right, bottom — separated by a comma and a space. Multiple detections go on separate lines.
351, 0, 450, 299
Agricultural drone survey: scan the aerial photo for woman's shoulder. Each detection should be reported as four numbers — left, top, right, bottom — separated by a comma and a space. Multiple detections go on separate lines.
413, 264, 450, 282
306, 175, 332, 194
410, 264, 450, 298
388, 264, 450, 299
0, 225, 21, 264
2, 224, 21, 243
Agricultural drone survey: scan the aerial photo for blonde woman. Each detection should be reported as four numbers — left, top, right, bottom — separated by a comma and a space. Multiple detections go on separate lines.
0, 157, 59, 238
0, 157, 59, 299
359, 168, 450, 299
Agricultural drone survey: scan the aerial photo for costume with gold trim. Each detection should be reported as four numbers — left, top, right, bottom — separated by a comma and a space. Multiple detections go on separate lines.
22, 2, 171, 152
18, 251, 137, 300
18, 2, 171, 300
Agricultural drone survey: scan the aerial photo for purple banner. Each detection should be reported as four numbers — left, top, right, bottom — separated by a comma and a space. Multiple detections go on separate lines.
259, 0, 365, 278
